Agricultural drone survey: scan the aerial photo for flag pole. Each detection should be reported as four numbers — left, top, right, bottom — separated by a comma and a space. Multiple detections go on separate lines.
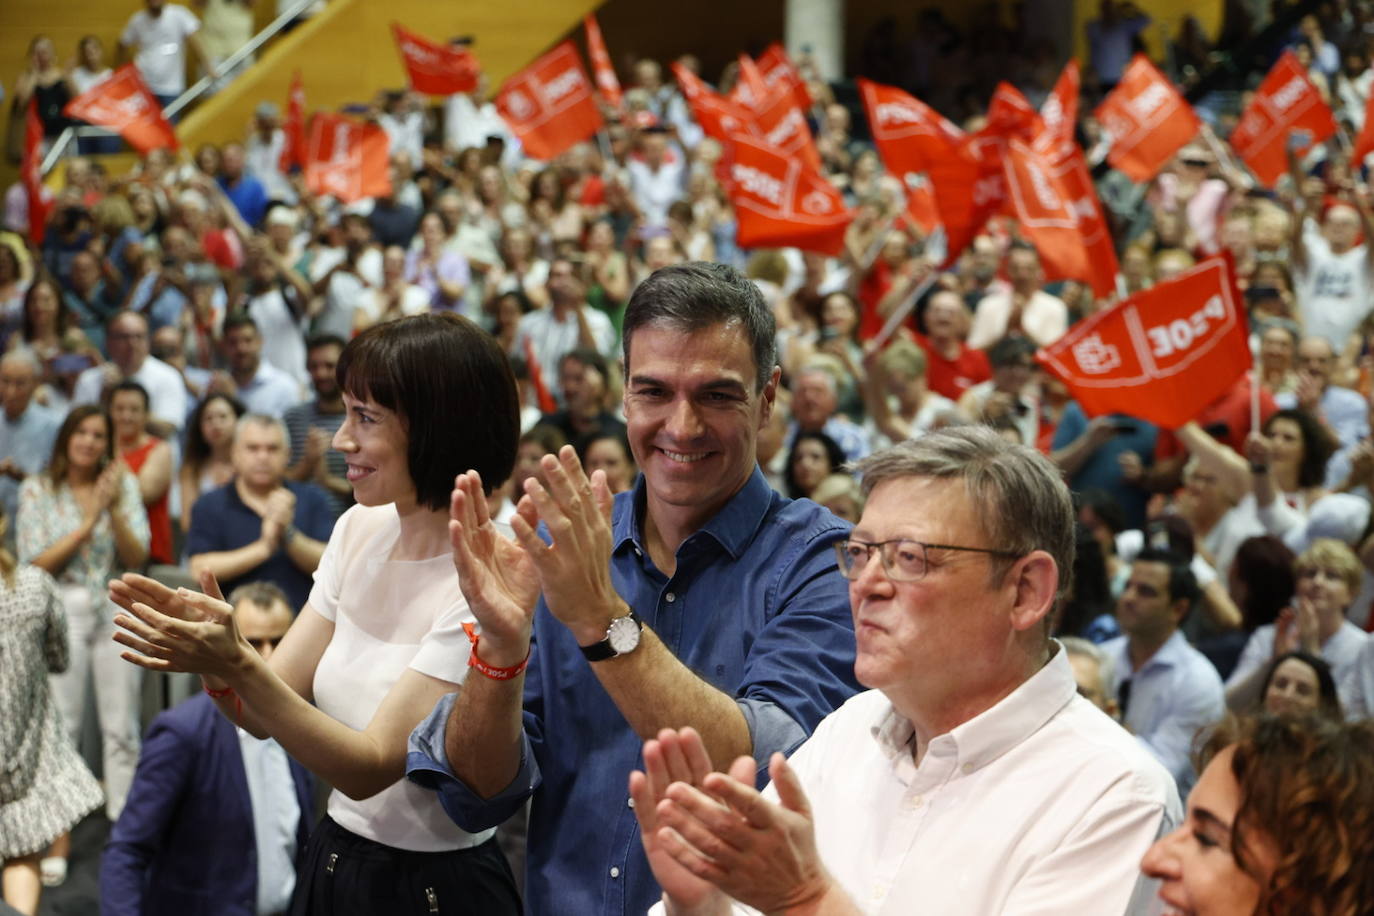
1250, 355, 1261, 436
858, 206, 903, 271
871, 270, 939, 351
1198, 123, 1253, 191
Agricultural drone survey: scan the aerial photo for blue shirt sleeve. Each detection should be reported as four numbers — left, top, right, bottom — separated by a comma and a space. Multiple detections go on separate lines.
1051, 401, 1088, 451
406, 692, 544, 833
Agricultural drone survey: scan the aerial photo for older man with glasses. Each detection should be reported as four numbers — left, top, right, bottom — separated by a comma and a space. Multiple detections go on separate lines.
631, 427, 1181, 916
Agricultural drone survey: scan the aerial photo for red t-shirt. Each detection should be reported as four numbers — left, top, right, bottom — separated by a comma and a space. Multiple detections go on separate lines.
914, 332, 991, 401
857, 260, 896, 341
122, 437, 173, 565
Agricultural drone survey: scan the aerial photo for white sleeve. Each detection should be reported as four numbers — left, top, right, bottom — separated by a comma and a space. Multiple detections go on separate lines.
1226, 627, 1274, 690
307, 507, 354, 622
407, 596, 475, 685
176, 5, 201, 35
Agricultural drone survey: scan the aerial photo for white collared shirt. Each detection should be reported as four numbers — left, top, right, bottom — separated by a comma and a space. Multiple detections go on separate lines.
1103, 630, 1226, 794
667, 646, 1179, 915
237, 729, 300, 915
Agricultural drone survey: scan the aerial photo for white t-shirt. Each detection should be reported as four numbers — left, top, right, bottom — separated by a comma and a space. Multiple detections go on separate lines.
120, 5, 201, 97
309, 504, 495, 852
1296, 219, 1373, 351
247, 288, 308, 386
72, 355, 188, 432
358, 284, 431, 326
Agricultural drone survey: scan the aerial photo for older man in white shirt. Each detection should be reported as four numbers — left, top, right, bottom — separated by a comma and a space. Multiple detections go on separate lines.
967, 243, 1068, 351
633, 428, 1180, 916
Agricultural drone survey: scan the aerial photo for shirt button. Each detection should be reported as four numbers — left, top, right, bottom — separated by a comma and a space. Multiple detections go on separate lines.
627, 797, 635, 808
610, 866, 621, 878
961, 763, 974, 774
906, 795, 922, 810
665, 592, 676, 603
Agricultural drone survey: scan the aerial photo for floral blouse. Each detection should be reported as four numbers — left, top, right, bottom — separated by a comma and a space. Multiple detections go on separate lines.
17, 473, 150, 598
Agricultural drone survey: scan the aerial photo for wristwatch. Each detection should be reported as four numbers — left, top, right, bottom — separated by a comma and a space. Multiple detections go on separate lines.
580, 611, 643, 661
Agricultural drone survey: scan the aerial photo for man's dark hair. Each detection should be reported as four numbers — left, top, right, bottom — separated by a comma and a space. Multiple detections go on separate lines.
108, 379, 150, 411
988, 336, 1036, 369
337, 313, 518, 508
1135, 546, 1199, 606
228, 580, 290, 612
560, 347, 609, 382
621, 262, 776, 392
223, 312, 260, 337
1077, 489, 1127, 538
306, 333, 348, 354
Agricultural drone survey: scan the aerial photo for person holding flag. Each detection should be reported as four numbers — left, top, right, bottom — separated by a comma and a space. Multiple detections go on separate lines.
1286, 143, 1374, 354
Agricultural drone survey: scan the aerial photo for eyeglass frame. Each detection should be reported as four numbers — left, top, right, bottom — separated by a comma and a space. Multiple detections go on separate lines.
833, 538, 1023, 582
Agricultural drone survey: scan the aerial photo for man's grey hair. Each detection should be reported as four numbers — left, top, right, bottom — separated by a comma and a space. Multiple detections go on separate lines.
235, 413, 288, 447
796, 361, 840, 396
1059, 636, 1116, 695
853, 426, 1076, 606
621, 262, 776, 393
0, 347, 42, 376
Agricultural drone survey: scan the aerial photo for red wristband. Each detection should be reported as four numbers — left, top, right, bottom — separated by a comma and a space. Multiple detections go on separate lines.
204, 682, 243, 725
463, 622, 529, 681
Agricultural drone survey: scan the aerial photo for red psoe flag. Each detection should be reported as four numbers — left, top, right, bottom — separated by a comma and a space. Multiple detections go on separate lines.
731, 55, 771, 112
391, 23, 480, 96
304, 113, 391, 203
1354, 89, 1374, 167
1051, 147, 1120, 299
1230, 51, 1337, 187
1093, 55, 1200, 183
725, 133, 853, 256
583, 14, 622, 110
672, 62, 752, 142
1003, 138, 1090, 285
748, 85, 821, 172
62, 63, 177, 154
1037, 258, 1250, 428
1035, 60, 1080, 154
756, 43, 813, 112
280, 71, 306, 172
857, 79, 990, 264
21, 100, 55, 245
496, 41, 603, 162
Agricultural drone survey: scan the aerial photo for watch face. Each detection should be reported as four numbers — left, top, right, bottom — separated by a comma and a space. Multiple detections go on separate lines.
607, 615, 641, 654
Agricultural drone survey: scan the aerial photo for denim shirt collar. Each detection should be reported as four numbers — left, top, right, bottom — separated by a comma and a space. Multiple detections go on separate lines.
613, 466, 776, 563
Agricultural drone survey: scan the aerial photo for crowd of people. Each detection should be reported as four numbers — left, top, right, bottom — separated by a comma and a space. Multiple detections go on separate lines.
1, 0, 1374, 913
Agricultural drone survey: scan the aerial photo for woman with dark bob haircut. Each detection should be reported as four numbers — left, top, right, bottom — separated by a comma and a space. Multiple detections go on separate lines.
1141, 713, 1374, 915
108, 314, 522, 914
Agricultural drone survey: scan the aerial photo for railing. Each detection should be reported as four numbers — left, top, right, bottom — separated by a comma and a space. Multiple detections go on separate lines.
40, 0, 320, 176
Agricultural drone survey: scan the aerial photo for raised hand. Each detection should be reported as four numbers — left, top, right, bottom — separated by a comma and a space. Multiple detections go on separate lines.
449, 470, 540, 662
111, 574, 247, 678
654, 752, 838, 915
110, 570, 224, 625
514, 446, 623, 646
628, 728, 730, 916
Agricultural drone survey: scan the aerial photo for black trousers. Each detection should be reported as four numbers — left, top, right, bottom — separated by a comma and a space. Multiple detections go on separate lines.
288, 816, 521, 915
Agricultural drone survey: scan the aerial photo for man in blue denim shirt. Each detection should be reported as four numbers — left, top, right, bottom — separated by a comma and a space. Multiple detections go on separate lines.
406, 263, 859, 915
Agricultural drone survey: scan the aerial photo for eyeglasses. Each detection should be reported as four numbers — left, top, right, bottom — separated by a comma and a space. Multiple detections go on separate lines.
833, 538, 1021, 582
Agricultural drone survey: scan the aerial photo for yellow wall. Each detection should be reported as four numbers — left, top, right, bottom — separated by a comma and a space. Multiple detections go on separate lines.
1073, 0, 1224, 65
178, 0, 604, 150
